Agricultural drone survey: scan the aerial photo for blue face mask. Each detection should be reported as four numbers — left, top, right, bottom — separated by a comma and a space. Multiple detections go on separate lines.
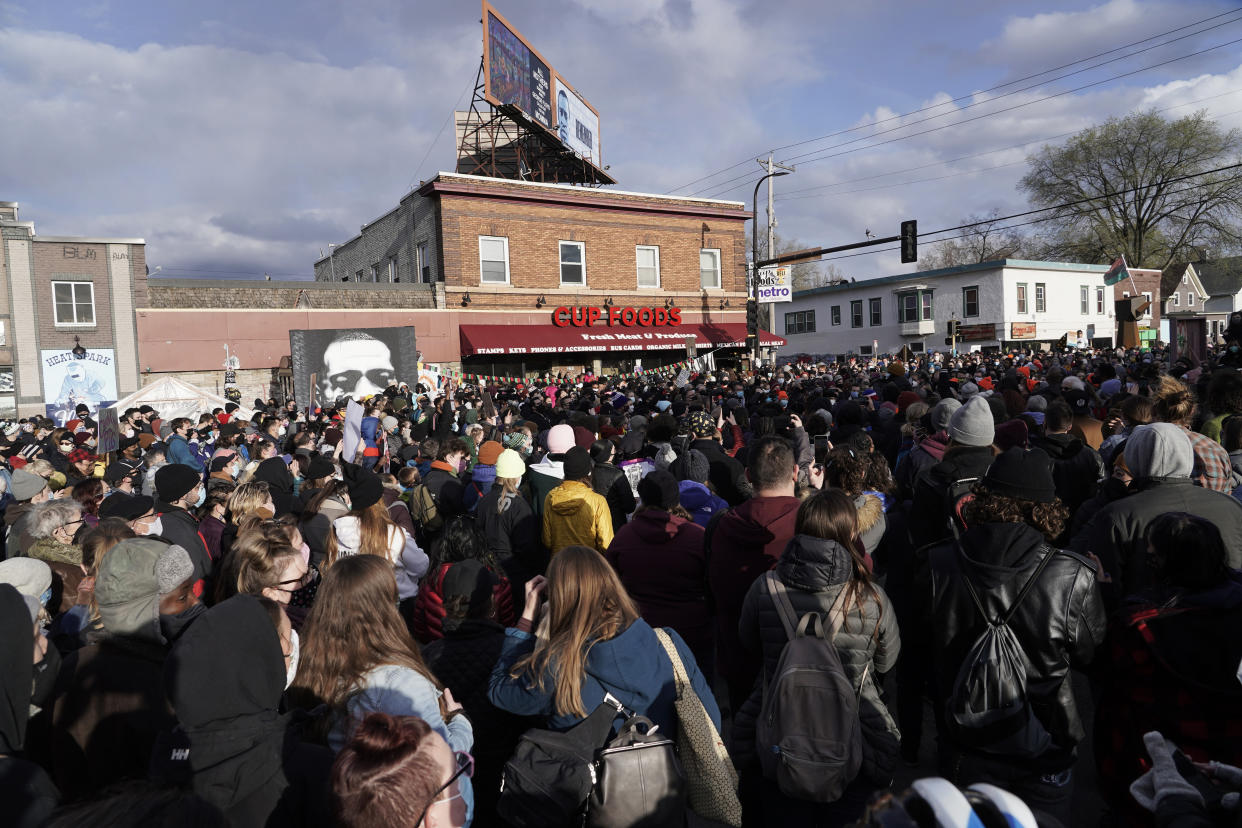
193, 486, 206, 508
736, 390, 744, 398
39, 587, 52, 607
779, 399, 788, 408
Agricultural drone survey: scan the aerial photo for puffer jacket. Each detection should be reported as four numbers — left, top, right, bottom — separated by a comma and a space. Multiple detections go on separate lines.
408, 561, 516, 643
734, 534, 901, 785
541, 480, 613, 554
919, 522, 1105, 773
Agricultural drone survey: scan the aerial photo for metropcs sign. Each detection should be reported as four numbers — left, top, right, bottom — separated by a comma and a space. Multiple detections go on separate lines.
551, 306, 683, 327
756, 266, 792, 303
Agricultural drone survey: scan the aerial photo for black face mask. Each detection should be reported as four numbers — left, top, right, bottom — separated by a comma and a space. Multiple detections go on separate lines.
159, 602, 207, 643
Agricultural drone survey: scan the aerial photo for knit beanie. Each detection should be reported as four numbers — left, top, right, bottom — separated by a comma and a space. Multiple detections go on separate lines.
982, 447, 1056, 503
477, 441, 503, 466
494, 449, 526, 479
341, 462, 384, 511
673, 449, 710, 484
155, 464, 201, 503
637, 469, 680, 510
562, 446, 593, 480
929, 398, 962, 434
155, 545, 195, 595
948, 396, 995, 447
10, 468, 47, 502
547, 424, 575, 455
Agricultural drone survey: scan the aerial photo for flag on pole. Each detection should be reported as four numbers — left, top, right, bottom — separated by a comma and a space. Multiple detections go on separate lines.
1103, 256, 1130, 286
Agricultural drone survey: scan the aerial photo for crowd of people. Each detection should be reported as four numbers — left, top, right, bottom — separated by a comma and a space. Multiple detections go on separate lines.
3, 343, 1242, 827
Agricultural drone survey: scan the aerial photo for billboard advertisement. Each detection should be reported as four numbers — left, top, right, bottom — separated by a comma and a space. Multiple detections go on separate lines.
483, 2, 553, 130
555, 76, 601, 164
289, 327, 418, 412
41, 349, 118, 425
756, 266, 793, 303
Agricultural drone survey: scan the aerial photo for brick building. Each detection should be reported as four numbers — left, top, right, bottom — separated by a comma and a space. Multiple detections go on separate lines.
0, 202, 145, 418
1113, 266, 1161, 342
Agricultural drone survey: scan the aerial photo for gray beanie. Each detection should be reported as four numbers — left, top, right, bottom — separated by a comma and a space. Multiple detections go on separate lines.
10, 468, 47, 502
948, 396, 995, 447
1026, 396, 1048, 413
930, 399, 962, 433
1125, 423, 1192, 480
959, 382, 979, 399
155, 545, 194, 595
675, 449, 710, 484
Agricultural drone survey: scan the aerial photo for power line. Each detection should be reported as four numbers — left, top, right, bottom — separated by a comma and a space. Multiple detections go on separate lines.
668, 7, 1242, 195
774, 89, 1242, 200
693, 30, 1242, 199
409, 75, 477, 191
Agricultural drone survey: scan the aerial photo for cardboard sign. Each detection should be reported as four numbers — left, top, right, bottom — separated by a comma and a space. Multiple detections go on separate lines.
96, 406, 120, 454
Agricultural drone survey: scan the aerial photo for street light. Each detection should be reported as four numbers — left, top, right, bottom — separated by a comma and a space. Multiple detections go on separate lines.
751, 170, 790, 361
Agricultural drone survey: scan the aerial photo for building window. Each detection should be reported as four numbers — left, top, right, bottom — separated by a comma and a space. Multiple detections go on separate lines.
559, 241, 586, 286
479, 235, 510, 284
785, 310, 816, 335
1186, 291, 1193, 307
1142, 291, 1152, 310
354, 270, 363, 283
636, 245, 660, 288
869, 297, 882, 326
1036, 283, 1046, 313
962, 286, 979, 318
1016, 283, 1028, 314
1096, 287, 1105, 314
387, 257, 396, 283
1183, 274, 1189, 285
1172, 292, 1180, 307
831, 305, 841, 326
369, 264, 379, 282
416, 241, 431, 282
1080, 285, 1089, 314
52, 282, 95, 325
699, 248, 721, 289
850, 300, 863, 328
909, 342, 925, 353
897, 289, 932, 323
1123, 291, 1130, 298
859, 344, 874, 356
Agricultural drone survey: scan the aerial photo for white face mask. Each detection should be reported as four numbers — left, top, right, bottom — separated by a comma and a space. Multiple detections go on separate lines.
144, 516, 163, 537
278, 426, 287, 437
286, 628, 300, 689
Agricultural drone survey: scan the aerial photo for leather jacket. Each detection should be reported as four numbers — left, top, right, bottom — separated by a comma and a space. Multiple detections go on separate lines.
917, 521, 1106, 772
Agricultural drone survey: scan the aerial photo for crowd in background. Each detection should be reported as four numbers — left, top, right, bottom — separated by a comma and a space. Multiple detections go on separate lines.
3, 342, 1242, 827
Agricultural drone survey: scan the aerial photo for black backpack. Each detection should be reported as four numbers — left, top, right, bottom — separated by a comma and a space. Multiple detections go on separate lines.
943, 543, 1057, 758
499, 694, 684, 827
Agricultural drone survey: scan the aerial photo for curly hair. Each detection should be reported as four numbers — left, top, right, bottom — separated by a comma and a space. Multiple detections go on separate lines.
962, 484, 1070, 543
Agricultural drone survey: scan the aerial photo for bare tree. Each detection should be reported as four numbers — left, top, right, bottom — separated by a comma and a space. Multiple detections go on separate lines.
1019, 109, 1242, 269
917, 209, 1026, 271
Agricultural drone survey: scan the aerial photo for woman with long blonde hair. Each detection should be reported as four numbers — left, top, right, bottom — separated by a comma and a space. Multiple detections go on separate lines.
288, 555, 473, 758
325, 464, 428, 610
488, 544, 720, 735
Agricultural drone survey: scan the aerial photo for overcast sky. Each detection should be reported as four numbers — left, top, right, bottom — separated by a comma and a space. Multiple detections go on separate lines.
2, 0, 1240, 281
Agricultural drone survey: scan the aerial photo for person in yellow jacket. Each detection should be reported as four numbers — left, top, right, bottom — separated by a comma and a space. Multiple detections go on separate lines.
542, 446, 614, 555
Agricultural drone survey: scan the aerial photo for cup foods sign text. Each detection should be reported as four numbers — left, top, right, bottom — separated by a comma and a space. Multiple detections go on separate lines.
756, 266, 792, 303
551, 306, 683, 327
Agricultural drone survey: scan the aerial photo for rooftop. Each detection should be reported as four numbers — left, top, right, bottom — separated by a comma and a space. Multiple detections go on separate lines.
792, 259, 1111, 299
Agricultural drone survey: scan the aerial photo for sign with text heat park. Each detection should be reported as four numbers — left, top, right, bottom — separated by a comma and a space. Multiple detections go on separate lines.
756, 266, 792, 303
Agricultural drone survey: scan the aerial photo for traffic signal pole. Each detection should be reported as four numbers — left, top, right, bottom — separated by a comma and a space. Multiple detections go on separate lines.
755, 220, 918, 269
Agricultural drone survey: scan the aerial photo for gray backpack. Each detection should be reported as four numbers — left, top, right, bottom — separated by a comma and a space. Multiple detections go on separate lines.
755, 572, 866, 802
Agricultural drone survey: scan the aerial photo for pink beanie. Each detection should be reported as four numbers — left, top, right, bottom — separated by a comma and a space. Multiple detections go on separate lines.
547, 424, 575, 455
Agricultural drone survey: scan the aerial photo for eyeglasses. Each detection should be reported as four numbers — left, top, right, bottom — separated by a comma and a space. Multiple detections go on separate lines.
61, 519, 85, 531
417, 751, 474, 827
273, 567, 314, 591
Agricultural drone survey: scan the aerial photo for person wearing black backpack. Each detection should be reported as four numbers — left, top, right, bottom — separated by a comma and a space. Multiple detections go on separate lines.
915, 447, 1105, 826
908, 396, 996, 549
734, 488, 900, 827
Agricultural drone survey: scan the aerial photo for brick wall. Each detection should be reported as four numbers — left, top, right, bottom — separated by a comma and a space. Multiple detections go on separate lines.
1113, 267, 1162, 330
147, 280, 439, 309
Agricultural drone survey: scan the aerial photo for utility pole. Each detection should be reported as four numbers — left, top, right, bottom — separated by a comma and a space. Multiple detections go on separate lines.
754, 154, 794, 364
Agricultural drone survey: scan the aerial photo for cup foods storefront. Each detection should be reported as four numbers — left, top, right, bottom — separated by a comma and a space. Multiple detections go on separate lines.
458, 305, 785, 378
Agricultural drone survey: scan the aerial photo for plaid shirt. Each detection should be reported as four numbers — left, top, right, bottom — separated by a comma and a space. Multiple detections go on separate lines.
1184, 426, 1232, 492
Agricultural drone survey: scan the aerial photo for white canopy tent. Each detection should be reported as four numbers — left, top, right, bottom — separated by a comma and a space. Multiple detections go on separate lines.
110, 377, 256, 430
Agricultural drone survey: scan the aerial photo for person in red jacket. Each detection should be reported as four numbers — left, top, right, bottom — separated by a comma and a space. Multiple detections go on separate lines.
409, 516, 515, 643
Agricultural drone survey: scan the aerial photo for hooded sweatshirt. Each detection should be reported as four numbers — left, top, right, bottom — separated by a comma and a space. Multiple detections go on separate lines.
253, 457, 303, 517
0, 585, 59, 828
677, 480, 729, 527
330, 516, 428, 600
152, 595, 334, 827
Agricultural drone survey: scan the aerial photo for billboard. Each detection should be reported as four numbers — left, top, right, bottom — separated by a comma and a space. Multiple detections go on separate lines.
288, 327, 418, 412
483, 2, 553, 130
555, 76, 601, 164
41, 349, 117, 425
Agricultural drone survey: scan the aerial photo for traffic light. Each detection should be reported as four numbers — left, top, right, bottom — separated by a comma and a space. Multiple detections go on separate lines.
947, 319, 960, 337
945, 338, 953, 346
746, 299, 758, 336
900, 219, 918, 264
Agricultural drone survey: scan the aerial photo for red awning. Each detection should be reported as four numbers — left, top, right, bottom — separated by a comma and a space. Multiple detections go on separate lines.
459, 323, 785, 357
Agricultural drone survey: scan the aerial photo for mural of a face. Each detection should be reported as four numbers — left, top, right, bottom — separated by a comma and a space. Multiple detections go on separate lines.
557, 89, 570, 144
319, 335, 395, 402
